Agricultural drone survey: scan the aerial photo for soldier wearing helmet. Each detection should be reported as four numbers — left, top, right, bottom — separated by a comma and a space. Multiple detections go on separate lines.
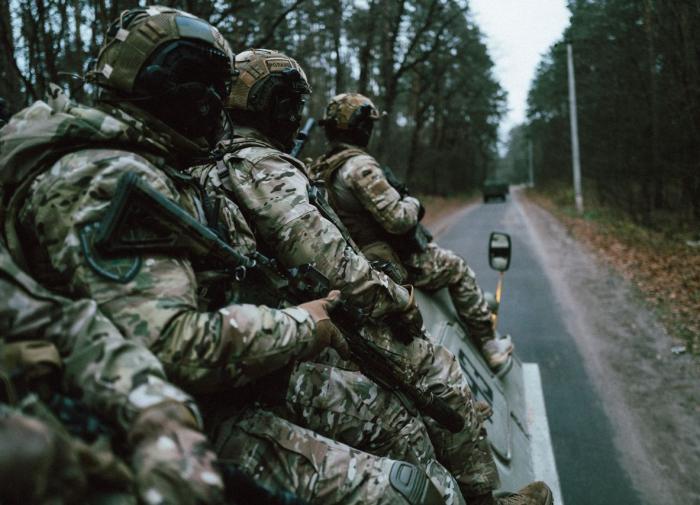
189, 48, 549, 505
309, 93, 553, 505
0, 7, 382, 503
226, 49, 311, 151
190, 48, 470, 505
310, 92, 515, 371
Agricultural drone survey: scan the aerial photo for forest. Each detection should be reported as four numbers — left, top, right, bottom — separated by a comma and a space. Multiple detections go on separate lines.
505, 0, 700, 231
0, 0, 505, 195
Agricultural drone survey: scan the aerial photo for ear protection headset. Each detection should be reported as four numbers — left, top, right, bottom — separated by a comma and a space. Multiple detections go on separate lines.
134, 39, 230, 141
92, 8, 233, 145
242, 67, 309, 148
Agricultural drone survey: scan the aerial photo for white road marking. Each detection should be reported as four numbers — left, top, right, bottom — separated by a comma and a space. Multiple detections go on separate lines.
523, 363, 564, 505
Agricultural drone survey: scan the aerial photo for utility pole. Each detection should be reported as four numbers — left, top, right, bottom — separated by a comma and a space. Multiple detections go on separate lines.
567, 42, 584, 214
528, 138, 534, 187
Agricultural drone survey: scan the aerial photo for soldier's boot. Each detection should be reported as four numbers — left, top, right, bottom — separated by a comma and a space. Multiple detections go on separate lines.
481, 335, 514, 370
470, 482, 553, 505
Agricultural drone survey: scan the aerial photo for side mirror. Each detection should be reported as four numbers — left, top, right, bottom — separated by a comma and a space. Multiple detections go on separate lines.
488, 232, 511, 272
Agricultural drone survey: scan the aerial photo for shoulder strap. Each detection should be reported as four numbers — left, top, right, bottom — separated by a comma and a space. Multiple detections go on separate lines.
310, 146, 366, 187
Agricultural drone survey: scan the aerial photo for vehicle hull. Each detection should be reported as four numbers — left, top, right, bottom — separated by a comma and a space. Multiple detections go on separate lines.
416, 287, 560, 498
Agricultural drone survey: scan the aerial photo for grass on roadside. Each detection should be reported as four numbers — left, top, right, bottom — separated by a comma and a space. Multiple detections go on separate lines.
525, 186, 700, 355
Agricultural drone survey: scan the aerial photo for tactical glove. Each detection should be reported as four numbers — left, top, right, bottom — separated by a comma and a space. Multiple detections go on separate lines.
128, 401, 225, 505
298, 290, 351, 360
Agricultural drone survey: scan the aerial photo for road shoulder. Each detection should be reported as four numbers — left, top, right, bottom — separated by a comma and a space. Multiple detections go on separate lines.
518, 190, 700, 504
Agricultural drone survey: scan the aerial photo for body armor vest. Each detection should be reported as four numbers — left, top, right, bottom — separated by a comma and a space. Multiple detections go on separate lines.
311, 145, 395, 250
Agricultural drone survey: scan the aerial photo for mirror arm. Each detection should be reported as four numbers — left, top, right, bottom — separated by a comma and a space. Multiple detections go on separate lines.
492, 271, 505, 331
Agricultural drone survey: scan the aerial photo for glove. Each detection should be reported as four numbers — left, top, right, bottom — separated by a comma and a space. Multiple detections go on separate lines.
298, 290, 351, 360
128, 401, 225, 505
386, 285, 424, 342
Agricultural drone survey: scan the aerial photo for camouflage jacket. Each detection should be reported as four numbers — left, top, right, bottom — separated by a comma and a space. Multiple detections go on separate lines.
205, 127, 411, 319
0, 242, 199, 433
0, 88, 317, 393
309, 143, 421, 249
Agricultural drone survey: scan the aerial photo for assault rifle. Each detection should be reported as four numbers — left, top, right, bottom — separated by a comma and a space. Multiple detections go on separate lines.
380, 165, 433, 257
94, 172, 464, 433
289, 118, 316, 159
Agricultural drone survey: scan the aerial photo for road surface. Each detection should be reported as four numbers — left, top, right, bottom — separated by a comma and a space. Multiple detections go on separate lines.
434, 189, 696, 505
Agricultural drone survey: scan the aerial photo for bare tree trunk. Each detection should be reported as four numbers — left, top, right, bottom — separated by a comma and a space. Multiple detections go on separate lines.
357, 0, 377, 95
331, 0, 344, 93
643, 0, 663, 212
0, 0, 29, 106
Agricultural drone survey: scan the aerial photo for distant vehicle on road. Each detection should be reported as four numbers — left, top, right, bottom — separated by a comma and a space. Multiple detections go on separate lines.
483, 179, 509, 202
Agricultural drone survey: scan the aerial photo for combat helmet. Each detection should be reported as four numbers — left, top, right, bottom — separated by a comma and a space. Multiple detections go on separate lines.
226, 49, 311, 149
88, 6, 235, 146
321, 92, 380, 147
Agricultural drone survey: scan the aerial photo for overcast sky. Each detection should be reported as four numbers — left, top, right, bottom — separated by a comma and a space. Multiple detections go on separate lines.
469, 0, 570, 141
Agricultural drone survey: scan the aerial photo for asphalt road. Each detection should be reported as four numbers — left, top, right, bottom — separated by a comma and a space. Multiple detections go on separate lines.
437, 191, 642, 505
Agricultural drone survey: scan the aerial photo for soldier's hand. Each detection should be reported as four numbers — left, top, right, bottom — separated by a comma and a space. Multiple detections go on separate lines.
387, 285, 425, 342
129, 401, 225, 505
299, 290, 351, 359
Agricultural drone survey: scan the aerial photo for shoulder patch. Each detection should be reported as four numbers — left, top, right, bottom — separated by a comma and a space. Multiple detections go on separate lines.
79, 222, 141, 283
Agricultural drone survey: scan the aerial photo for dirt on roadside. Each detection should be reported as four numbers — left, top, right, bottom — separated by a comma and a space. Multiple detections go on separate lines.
420, 194, 477, 237
526, 190, 700, 356
518, 190, 700, 504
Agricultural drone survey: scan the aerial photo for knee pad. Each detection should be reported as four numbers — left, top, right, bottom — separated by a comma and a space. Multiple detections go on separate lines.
389, 461, 444, 505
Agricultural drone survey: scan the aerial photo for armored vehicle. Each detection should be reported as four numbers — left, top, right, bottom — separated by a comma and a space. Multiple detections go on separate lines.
415, 232, 562, 501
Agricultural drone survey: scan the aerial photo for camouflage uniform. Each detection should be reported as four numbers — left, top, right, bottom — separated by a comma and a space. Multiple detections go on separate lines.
0, 400, 134, 505
1, 89, 319, 393
309, 142, 494, 345
203, 124, 499, 498
0, 84, 450, 504
0, 242, 223, 504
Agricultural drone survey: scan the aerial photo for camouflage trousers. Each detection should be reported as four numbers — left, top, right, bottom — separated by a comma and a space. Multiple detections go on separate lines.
406, 243, 495, 347
210, 408, 464, 504
204, 335, 497, 500
276, 336, 498, 499
358, 330, 500, 497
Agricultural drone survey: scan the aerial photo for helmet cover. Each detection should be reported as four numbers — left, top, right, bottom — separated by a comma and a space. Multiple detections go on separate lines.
322, 93, 380, 130
90, 6, 234, 95
227, 49, 311, 112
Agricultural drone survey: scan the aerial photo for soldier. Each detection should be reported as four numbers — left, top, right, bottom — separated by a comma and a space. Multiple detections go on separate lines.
0, 242, 223, 504
198, 48, 552, 505
0, 7, 450, 504
309, 92, 513, 370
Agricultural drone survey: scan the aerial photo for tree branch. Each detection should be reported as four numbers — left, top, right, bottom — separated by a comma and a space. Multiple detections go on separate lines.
254, 0, 308, 47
